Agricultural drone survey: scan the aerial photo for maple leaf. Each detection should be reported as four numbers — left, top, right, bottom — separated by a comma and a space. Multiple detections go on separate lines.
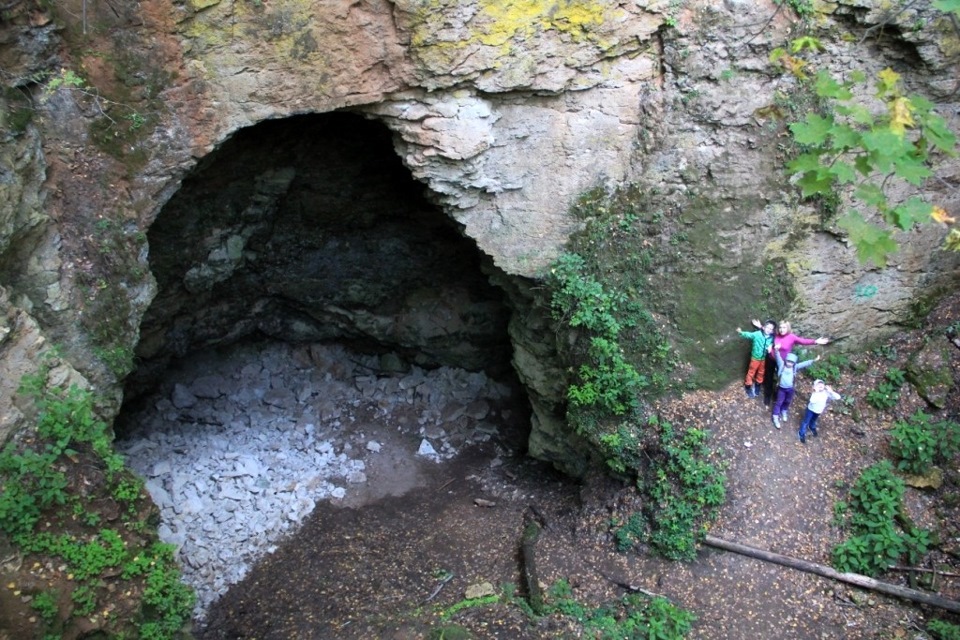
828, 123, 860, 151
795, 170, 833, 198
790, 114, 832, 145
888, 197, 932, 231
786, 152, 823, 174
778, 54, 808, 80
854, 183, 886, 208
945, 229, 960, 252
893, 155, 932, 185
814, 71, 852, 100
931, 206, 957, 225
838, 211, 898, 267
934, 0, 960, 13
888, 97, 915, 136
828, 161, 857, 184
791, 36, 824, 53
876, 68, 901, 98
923, 116, 959, 154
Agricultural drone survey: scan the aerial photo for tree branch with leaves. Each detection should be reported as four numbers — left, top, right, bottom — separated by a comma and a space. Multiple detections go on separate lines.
771, 4, 960, 267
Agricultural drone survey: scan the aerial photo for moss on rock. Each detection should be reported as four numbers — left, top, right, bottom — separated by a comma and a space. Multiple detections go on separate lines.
906, 339, 955, 410
559, 186, 797, 393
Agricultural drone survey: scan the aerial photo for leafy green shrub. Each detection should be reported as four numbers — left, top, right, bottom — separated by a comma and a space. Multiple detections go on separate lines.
775, 0, 815, 18
865, 368, 906, 410
645, 419, 725, 561
885, 367, 906, 387
872, 344, 897, 361
803, 352, 849, 383
865, 383, 898, 410
139, 544, 197, 639
30, 590, 60, 622
584, 595, 693, 640
113, 476, 146, 514
549, 187, 675, 420
601, 416, 725, 560
614, 514, 646, 552
598, 422, 645, 475
831, 462, 930, 576
929, 619, 960, 640
0, 446, 68, 537
550, 253, 646, 417
438, 595, 500, 620
18, 529, 128, 581
547, 189, 725, 563
71, 583, 98, 617
890, 415, 936, 476
541, 580, 694, 640
890, 411, 960, 475
0, 382, 132, 539
436, 576, 697, 639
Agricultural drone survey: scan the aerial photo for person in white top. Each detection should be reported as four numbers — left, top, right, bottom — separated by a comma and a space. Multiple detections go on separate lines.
798, 379, 841, 444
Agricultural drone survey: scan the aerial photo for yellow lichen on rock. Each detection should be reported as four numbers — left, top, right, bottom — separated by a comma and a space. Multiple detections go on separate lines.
407, 0, 616, 66
189, 0, 222, 11
478, 0, 607, 46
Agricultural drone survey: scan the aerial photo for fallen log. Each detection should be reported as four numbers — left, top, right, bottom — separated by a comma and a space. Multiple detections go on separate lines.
889, 566, 960, 579
703, 535, 960, 615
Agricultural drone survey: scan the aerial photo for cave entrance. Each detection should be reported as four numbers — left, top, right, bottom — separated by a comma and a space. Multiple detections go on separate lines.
114, 111, 531, 616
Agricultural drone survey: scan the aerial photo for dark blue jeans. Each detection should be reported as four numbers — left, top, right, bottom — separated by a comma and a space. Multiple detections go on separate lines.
799, 408, 821, 438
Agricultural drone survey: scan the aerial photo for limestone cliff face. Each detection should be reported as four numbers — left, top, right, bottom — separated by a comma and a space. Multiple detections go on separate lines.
0, 0, 958, 470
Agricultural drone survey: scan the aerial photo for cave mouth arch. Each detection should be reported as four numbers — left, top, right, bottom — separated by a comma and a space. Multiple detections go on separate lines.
124, 111, 520, 399
114, 111, 532, 616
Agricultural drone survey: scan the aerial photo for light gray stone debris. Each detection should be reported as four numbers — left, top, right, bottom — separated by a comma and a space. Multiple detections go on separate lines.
116, 341, 512, 620
171, 384, 197, 409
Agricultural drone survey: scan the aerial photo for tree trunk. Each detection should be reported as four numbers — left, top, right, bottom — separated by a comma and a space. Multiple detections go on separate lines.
703, 535, 960, 614
521, 509, 545, 615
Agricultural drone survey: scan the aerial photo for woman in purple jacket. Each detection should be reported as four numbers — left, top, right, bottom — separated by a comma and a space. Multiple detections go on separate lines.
772, 320, 830, 361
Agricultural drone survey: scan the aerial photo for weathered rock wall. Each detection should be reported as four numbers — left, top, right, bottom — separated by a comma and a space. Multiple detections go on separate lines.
0, 0, 958, 471
629, 1, 960, 382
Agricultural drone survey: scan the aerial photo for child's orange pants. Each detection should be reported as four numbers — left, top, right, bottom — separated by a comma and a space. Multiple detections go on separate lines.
744, 358, 765, 385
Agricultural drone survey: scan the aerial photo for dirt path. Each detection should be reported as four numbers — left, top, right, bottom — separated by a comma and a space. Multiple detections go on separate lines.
639, 384, 915, 639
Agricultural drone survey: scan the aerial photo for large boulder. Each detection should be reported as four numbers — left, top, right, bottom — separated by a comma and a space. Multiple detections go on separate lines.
906, 338, 956, 410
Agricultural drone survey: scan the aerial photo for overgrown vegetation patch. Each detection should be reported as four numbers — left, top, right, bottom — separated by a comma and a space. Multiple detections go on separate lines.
831, 461, 933, 577
889, 410, 960, 476
435, 579, 694, 639
0, 364, 195, 639
546, 186, 726, 562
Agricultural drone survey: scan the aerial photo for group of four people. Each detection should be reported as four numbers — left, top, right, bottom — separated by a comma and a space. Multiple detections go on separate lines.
738, 320, 841, 444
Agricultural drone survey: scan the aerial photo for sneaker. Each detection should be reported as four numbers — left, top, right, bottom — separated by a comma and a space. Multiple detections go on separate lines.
780, 411, 788, 422
811, 427, 818, 437
798, 430, 806, 444
745, 386, 755, 398
772, 415, 781, 429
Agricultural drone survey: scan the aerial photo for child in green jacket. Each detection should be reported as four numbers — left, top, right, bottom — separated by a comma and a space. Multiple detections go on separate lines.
737, 319, 775, 398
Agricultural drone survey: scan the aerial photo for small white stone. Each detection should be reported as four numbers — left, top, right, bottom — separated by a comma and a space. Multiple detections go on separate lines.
417, 439, 439, 459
